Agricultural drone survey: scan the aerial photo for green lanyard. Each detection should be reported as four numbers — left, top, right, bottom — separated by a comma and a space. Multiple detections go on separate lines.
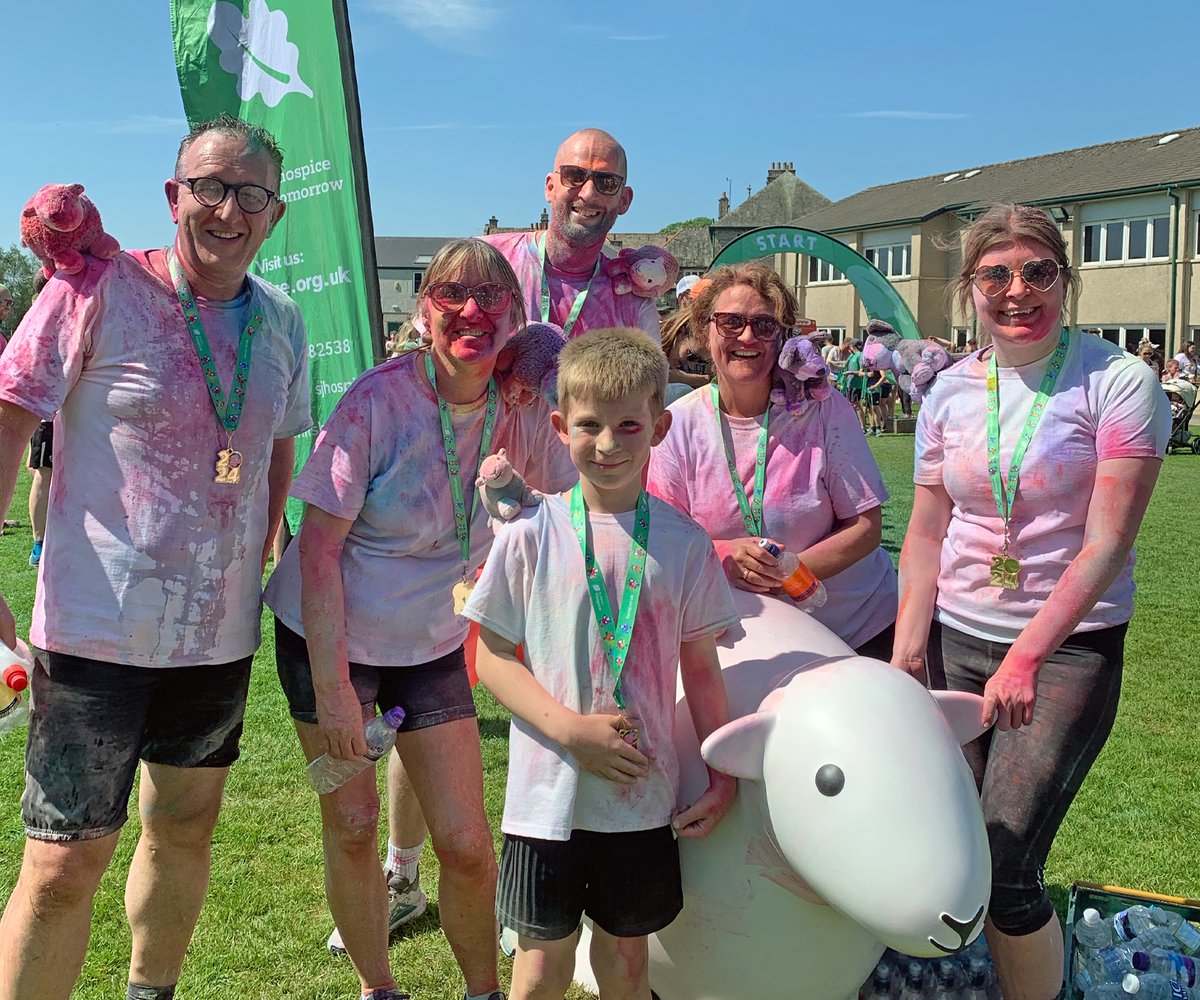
166, 247, 261, 435
570, 483, 651, 711
710, 383, 768, 537
537, 234, 602, 338
425, 352, 498, 568
985, 327, 1070, 587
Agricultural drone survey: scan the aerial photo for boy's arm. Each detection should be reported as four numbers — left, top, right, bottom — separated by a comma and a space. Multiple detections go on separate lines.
475, 626, 649, 784
672, 633, 737, 839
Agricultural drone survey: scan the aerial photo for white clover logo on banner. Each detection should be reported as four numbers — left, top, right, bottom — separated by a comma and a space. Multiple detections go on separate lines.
208, 0, 313, 107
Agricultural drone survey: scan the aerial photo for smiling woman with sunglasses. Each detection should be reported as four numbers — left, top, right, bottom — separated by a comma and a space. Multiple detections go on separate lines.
893, 204, 1170, 1000
263, 238, 575, 1000
646, 262, 898, 658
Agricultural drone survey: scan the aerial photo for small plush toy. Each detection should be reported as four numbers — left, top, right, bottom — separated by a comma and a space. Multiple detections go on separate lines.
609, 246, 680, 298
771, 336, 832, 411
493, 322, 566, 408
20, 183, 121, 278
476, 448, 541, 523
862, 319, 952, 404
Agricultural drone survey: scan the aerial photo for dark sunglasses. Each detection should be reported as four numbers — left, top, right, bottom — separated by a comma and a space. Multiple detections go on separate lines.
972, 258, 1062, 297
556, 165, 625, 196
710, 312, 786, 342
184, 176, 277, 214
427, 281, 514, 315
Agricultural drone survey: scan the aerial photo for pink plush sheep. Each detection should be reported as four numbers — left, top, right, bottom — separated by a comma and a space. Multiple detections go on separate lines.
20, 183, 121, 278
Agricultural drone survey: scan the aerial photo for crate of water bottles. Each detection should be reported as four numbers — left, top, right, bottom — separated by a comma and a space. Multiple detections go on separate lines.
1064, 881, 1200, 1000
858, 937, 1003, 1000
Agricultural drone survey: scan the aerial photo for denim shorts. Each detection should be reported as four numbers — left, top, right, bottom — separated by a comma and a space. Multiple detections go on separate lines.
497, 826, 683, 940
926, 618, 1126, 935
22, 650, 252, 842
273, 619, 476, 731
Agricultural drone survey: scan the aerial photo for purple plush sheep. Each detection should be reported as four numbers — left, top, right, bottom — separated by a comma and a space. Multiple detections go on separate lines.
861, 319, 951, 404
770, 336, 832, 412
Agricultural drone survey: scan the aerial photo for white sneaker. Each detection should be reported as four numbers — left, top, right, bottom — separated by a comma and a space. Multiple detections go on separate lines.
327, 868, 429, 955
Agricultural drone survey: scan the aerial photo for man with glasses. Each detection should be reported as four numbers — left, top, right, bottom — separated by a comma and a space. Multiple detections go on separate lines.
483, 128, 658, 341
0, 114, 310, 1000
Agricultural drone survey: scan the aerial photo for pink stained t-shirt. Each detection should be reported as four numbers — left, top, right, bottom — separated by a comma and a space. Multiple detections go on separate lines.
462, 493, 739, 841
262, 349, 578, 665
0, 251, 312, 666
914, 331, 1170, 642
647, 387, 897, 649
482, 232, 660, 339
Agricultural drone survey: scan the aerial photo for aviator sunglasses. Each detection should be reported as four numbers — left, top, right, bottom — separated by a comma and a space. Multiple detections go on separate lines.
426, 281, 514, 315
184, 176, 277, 214
556, 165, 626, 196
971, 258, 1063, 298
710, 312, 787, 342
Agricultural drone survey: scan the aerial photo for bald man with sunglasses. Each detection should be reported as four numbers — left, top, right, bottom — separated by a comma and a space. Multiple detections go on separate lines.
482, 128, 659, 341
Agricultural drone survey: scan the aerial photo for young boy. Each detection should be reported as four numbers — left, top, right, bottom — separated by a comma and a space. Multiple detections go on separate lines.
463, 328, 739, 1000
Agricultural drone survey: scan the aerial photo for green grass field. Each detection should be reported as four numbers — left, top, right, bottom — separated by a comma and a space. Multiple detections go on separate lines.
1, 440, 1197, 999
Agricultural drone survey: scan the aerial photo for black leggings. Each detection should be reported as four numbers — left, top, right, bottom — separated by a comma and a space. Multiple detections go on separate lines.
925, 619, 1126, 936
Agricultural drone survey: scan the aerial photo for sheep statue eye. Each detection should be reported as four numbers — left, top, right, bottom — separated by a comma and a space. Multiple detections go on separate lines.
815, 764, 845, 796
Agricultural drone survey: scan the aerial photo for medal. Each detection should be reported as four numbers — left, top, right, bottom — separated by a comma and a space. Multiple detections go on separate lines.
452, 578, 475, 615
984, 328, 1070, 589
166, 248, 261, 485
426, 353, 498, 614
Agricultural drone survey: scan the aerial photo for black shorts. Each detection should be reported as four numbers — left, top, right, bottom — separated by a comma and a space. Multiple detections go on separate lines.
497, 827, 683, 940
27, 421, 53, 469
273, 618, 475, 731
22, 650, 251, 841
926, 619, 1126, 935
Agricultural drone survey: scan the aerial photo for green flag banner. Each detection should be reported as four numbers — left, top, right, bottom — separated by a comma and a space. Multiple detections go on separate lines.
171, 0, 382, 531
710, 226, 921, 340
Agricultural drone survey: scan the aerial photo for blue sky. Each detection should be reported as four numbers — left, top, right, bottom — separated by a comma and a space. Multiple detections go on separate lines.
1, 1, 1195, 252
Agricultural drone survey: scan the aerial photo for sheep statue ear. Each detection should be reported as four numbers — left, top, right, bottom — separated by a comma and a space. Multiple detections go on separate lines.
929, 690, 992, 744
701, 712, 776, 781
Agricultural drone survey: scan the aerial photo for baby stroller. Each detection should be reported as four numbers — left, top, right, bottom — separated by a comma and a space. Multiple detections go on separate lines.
1161, 377, 1200, 453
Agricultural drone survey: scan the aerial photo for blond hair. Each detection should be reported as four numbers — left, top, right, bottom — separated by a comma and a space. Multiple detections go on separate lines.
417, 238, 527, 332
556, 327, 668, 417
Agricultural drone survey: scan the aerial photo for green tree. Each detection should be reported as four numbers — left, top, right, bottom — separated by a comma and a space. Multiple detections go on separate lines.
0, 245, 40, 332
659, 216, 714, 235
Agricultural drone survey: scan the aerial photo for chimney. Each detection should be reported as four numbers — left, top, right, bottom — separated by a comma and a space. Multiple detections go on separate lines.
539, 208, 549, 230
718, 192, 729, 219
485, 215, 499, 234
766, 161, 796, 185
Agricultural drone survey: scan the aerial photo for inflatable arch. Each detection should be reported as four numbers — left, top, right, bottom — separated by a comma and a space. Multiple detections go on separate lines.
709, 226, 921, 341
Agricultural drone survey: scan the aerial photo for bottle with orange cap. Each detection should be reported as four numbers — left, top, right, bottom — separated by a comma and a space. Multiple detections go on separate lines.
1, 639, 33, 736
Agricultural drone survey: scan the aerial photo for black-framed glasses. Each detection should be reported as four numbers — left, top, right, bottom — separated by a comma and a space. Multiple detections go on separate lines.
710, 312, 786, 342
972, 258, 1063, 298
184, 176, 277, 214
556, 165, 625, 196
426, 281, 514, 315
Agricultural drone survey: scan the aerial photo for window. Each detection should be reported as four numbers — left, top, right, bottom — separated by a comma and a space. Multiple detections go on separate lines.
817, 327, 844, 344
412, 271, 423, 294
953, 327, 970, 349
807, 258, 845, 283
1082, 215, 1170, 263
1088, 325, 1165, 353
864, 242, 911, 278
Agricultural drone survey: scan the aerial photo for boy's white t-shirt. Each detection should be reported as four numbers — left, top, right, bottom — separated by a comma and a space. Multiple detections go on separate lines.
463, 493, 739, 841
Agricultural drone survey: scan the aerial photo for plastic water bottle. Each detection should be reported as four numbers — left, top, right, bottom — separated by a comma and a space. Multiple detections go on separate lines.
860, 959, 894, 1000
1149, 908, 1200, 956
306, 707, 406, 794
1122, 971, 1194, 998
1079, 908, 1119, 950
757, 539, 828, 608
1115, 907, 1160, 942
0, 640, 33, 737
932, 958, 961, 1000
897, 960, 927, 1000
961, 959, 991, 1000
1083, 984, 1132, 1000
1133, 949, 1200, 988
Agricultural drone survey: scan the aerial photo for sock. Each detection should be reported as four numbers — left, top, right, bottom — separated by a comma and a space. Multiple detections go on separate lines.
128, 985, 176, 1000
386, 840, 422, 880
464, 991, 502, 1000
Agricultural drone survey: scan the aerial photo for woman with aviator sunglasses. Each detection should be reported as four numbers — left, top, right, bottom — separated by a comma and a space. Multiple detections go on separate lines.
892, 205, 1169, 1000
264, 239, 575, 1000
647, 262, 898, 658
